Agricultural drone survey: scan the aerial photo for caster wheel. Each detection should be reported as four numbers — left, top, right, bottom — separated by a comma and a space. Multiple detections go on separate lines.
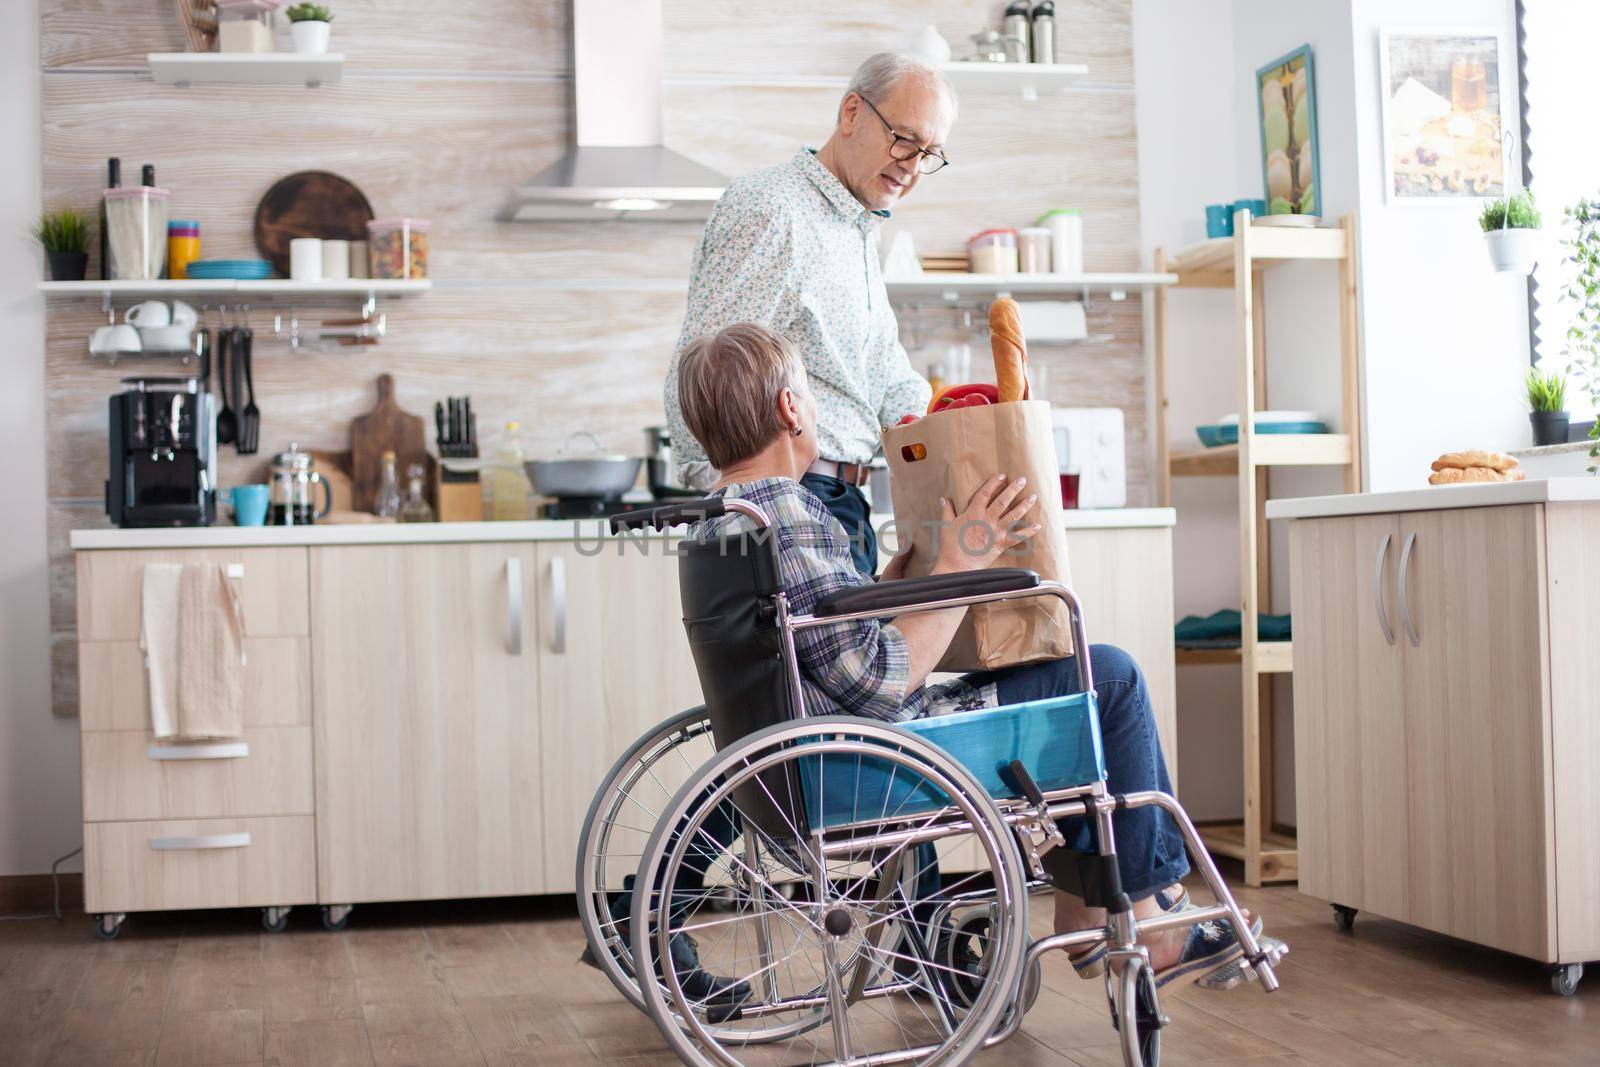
321, 905, 352, 931
1332, 904, 1357, 933
92, 913, 124, 940
1108, 957, 1164, 1067
261, 907, 290, 933
1549, 963, 1583, 997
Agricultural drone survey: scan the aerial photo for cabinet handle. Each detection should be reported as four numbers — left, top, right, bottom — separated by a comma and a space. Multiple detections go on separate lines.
148, 832, 250, 851
1373, 532, 1395, 645
1398, 531, 1420, 647
550, 556, 567, 654
147, 742, 248, 761
506, 557, 523, 656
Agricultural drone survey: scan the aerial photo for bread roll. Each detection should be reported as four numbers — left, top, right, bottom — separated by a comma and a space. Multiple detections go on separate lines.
1428, 465, 1523, 485
988, 298, 1029, 402
1431, 449, 1518, 472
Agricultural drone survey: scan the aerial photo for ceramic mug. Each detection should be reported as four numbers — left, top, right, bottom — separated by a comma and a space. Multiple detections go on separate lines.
90, 323, 141, 355
224, 484, 270, 526
1231, 198, 1268, 222
169, 300, 198, 328
124, 300, 171, 327
1204, 204, 1234, 239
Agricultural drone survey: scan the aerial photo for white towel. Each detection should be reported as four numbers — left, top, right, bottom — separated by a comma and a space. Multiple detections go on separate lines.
139, 564, 183, 740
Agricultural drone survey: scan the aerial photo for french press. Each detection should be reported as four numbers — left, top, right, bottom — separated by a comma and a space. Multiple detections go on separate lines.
268, 443, 333, 525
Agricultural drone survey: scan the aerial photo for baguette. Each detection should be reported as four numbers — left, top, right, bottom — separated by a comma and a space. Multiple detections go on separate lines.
988, 297, 1030, 402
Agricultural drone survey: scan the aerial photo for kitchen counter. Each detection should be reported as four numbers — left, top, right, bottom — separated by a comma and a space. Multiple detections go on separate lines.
1263, 477, 1600, 521
70, 507, 1176, 550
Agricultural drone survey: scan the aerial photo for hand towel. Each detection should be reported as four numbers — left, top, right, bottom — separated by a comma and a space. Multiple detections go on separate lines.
175, 563, 247, 740
139, 563, 184, 740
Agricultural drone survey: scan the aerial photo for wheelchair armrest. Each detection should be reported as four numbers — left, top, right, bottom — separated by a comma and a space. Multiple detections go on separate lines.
813, 568, 1040, 617
609, 498, 726, 533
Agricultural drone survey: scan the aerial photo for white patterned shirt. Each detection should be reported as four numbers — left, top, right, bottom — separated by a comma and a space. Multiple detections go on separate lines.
665, 148, 932, 488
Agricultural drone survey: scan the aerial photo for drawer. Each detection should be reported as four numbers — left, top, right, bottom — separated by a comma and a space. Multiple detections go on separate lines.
76, 547, 309, 641
78, 637, 310, 731
81, 726, 313, 822
84, 815, 315, 913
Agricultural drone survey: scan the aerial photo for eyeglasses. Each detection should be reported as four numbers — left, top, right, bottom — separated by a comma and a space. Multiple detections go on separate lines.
858, 94, 950, 175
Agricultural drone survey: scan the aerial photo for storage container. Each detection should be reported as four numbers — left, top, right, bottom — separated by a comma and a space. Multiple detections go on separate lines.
967, 228, 1019, 275
1037, 209, 1084, 274
104, 186, 169, 281
1018, 227, 1052, 273
367, 218, 430, 280
167, 220, 200, 280
215, 0, 279, 53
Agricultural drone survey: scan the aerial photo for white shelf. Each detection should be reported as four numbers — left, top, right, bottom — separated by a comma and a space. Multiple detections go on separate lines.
884, 272, 1176, 301
40, 279, 430, 297
148, 52, 344, 88
939, 61, 1090, 100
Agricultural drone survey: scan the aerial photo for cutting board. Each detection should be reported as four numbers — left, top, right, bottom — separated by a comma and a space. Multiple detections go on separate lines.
254, 171, 374, 278
350, 375, 428, 514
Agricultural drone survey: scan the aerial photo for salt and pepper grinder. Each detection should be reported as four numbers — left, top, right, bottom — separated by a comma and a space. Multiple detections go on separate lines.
1031, 1, 1056, 64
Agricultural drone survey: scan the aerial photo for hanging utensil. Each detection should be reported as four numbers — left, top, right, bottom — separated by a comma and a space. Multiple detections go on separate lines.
214, 308, 237, 446
239, 311, 260, 455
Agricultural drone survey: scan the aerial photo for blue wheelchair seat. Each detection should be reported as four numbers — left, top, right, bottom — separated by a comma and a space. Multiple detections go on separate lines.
801, 691, 1106, 830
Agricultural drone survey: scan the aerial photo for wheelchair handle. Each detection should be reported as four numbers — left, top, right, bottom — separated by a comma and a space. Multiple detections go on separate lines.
608, 496, 772, 533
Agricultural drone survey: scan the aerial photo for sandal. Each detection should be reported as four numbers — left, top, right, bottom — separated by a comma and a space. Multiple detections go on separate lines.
1068, 885, 1190, 979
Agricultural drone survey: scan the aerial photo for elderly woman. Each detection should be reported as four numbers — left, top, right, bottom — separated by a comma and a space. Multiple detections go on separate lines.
676, 322, 1258, 989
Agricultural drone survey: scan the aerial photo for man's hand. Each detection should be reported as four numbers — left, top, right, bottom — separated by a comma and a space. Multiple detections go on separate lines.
879, 545, 914, 582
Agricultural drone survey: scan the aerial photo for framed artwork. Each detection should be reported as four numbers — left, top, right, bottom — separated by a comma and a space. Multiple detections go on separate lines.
1255, 45, 1321, 217
1378, 28, 1508, 201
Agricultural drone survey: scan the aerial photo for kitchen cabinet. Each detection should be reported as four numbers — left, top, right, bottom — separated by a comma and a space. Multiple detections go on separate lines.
310, 542, 545, 904
1281, 486, 1600, 979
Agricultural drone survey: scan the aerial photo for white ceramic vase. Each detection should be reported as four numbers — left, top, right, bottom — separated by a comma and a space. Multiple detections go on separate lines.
1484, 227, 1539, 275
290, 20, 331, 55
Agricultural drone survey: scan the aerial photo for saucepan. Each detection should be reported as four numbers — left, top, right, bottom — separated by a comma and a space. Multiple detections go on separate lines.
525, 430, 641, 498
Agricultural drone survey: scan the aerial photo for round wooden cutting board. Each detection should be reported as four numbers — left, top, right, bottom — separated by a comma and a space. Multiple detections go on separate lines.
253, 171, 374, 277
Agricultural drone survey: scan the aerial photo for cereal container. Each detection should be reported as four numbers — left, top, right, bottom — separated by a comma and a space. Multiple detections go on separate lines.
367, 218, 430, 280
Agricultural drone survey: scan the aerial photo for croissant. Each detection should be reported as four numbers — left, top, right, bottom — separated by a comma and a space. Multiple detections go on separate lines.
988, 298, 1030, 402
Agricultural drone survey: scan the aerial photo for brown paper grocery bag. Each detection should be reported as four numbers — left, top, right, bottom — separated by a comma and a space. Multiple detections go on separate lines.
881, 400, 1073, 672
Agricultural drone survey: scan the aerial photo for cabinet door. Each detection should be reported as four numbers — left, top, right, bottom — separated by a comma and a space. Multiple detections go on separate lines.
534, 539, 706, 893
1289, 513, 1408, 920
311, 543, 544, 903
1398, 504, 1552, 958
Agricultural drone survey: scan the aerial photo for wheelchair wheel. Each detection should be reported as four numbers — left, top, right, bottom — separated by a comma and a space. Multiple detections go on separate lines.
632, 716, 1029, 1066
576, 707, 720, 1011
1109, 957, 1163, 1067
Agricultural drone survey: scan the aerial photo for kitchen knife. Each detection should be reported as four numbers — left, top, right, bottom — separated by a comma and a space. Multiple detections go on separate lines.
436, 401, 446, 451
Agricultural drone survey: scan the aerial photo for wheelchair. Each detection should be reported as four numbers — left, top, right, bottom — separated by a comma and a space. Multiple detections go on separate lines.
576, 496, 1285, 1066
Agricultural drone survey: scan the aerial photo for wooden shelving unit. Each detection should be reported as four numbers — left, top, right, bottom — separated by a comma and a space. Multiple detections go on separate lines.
1154, 213, 1361, 886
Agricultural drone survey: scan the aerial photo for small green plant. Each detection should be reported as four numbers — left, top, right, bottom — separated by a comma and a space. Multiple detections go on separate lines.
32, 208, 91, 254
1525, 366, 1567, 413
285, 3, 333, 22
1479, 188, 1541, 232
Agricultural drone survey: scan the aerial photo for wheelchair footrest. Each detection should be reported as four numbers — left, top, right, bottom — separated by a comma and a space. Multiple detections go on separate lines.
1196, 935, 1288, 991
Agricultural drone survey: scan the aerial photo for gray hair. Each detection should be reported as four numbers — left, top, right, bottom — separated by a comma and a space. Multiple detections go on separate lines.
677, 323, 809, 470
839, 52, 957, 125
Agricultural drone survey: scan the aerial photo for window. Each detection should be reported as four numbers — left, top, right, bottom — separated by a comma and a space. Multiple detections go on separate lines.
1520, 0, 1600, 418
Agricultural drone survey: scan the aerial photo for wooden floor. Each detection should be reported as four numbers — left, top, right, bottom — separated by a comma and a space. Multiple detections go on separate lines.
2, 876, 1595, 1066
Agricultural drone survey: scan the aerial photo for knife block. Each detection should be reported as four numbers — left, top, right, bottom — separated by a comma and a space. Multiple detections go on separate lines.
434, 464, 483, 523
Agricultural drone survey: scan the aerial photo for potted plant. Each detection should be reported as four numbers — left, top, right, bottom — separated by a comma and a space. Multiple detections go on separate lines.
33, 208, 91, 281
1562, 195, 1600, 471
1525, 366, 1569, 446
285, 3, 333, 55
1480, 188, 1541, 274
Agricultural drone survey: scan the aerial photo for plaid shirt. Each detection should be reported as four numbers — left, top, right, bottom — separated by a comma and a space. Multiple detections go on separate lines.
697, 477, 994, 722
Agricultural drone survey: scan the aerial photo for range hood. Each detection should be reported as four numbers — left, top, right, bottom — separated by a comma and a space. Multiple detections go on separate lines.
507, 0, 727, 222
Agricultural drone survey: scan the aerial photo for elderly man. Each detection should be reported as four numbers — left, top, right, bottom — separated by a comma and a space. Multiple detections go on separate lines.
664, 52, 955, 576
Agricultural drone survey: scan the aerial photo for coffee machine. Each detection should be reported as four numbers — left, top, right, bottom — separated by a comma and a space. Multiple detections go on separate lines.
106, 377, 217, 527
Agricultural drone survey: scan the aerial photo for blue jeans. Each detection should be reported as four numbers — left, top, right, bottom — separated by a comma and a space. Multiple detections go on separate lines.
801, 472, 877, 577
966, 644, 1189, 902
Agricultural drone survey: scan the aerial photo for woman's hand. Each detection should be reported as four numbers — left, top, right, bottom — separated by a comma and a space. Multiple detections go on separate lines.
879, 545, 914, 582
933, 475, 1041, 573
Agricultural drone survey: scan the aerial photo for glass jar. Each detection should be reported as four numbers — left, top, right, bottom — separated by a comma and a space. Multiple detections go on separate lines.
1017, 227, 1052, 273
967, 228, 1019, 275
104, 186, 169, 281
215, 0, 277, 53
367, 218, 431, 279
269, 443, 333, 526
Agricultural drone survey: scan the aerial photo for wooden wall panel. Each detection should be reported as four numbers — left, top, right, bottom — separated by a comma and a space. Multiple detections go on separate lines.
38, 0, 1141, 714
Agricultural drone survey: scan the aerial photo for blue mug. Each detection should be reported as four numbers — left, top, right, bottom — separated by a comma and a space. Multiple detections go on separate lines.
1204, 203, 1234, 239
224, 484, 269, 526
1232, 198, 1268, 223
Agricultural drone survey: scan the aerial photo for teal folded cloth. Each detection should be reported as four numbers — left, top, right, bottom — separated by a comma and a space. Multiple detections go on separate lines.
1174, 609, 1291, 646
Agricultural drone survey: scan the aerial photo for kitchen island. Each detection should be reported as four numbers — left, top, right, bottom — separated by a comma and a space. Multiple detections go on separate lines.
1267, 478, 1600, 992
70, 508, 1176, 936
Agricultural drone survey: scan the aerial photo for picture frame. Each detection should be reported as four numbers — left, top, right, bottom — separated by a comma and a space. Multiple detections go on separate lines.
1378, 27, 1510, 203
1255, 44, 1322, 218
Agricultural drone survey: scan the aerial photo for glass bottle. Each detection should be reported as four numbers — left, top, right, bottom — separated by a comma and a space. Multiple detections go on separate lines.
486, 421, 533, 521
374, 450, 402, 518
399, 463, 434, 523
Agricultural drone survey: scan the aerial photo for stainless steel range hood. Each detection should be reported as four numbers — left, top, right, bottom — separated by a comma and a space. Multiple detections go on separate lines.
507, 0, 727, 222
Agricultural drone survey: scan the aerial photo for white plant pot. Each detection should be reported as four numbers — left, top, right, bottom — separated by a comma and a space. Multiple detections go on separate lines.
290, 20, 331, 55
1484, 227, 1539, 275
